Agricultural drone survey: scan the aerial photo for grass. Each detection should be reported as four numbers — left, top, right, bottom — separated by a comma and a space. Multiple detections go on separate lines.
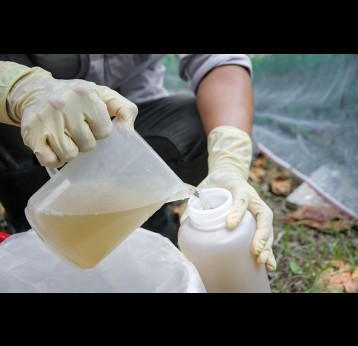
252, 156, 358, 293
270, 211, 358, 293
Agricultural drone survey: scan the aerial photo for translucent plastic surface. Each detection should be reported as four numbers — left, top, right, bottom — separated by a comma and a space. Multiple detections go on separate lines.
0, 228, 206, 293
163, 54, 358, 218
26, 119, 193, 269
252, 54, 358, 218
179, 188, 271, 293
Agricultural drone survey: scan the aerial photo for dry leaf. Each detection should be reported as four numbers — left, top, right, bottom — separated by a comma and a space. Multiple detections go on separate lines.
352, 266, 358, 279
253, 156, 266, 167
331, 259, 350, 272
328, 272, 352, 291
270, 175, 292, 196
317, 260, 358, 293
283, 205, 337, 222
344, 278, 358, 293
282, 205, 355, 232
249, 166, 266, 182
300, 220, 353, 232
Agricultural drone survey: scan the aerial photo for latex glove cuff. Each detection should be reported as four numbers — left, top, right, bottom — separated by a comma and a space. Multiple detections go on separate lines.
0, 62, 36, 125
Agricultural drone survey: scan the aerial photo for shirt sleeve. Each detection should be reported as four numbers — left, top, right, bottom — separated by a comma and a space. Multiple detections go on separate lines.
177, 54, 252, 93
0, 61, 32, 125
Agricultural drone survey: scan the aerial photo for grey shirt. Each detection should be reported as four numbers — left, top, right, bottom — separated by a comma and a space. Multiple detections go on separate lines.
85, 54, 252, 104
1, 54, 252, 105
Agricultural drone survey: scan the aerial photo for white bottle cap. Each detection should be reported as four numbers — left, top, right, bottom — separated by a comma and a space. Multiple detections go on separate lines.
188, 188, 233, 231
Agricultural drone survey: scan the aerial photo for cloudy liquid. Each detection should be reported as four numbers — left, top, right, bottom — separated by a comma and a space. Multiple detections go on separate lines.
199, 193, 214, 210
26, 181, 166, 269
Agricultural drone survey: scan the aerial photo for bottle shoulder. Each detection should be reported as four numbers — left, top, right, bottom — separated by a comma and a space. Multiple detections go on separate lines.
179, 211, 256, 249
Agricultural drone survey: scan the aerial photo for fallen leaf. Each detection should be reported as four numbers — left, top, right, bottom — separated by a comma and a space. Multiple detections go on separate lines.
331, 259, 350, 272
352, 266, 358, 279
249, 166, 266, 183
282, 205, 356, 232
270, 175, 292, 196
328, 272, 352, 292
283, 205, 337, 222
253, 156, 266, 167
300, 220, 353, 232
344, 278, 358, 293
316, 259, 358, 293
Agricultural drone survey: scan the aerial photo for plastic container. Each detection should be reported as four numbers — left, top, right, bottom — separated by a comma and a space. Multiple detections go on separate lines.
178, 188, 271, 293
25, 119, 195, 270
0, 228, 206, 293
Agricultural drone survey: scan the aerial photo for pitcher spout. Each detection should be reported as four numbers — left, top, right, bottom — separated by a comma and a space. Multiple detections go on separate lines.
165, 183, 199, 203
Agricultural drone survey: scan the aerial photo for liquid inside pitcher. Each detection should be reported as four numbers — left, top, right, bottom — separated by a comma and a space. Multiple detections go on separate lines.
25, 119, 196, 269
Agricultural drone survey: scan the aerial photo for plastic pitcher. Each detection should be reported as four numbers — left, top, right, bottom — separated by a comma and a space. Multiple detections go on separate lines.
25, 119, 196, 270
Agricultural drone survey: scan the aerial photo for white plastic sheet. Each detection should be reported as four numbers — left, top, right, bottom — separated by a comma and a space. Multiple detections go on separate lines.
0, 228, 206, 293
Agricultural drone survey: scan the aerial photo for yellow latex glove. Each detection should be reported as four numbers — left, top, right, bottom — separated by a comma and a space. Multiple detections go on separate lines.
197, 126, 276, 271
2, 62, 138, 168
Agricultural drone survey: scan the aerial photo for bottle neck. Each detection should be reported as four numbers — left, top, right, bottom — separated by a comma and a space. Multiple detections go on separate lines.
188, 188, 232, 231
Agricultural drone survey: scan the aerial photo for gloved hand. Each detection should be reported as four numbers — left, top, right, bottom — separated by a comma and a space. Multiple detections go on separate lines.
5, 65, 138, 168
197, 126, 276, 271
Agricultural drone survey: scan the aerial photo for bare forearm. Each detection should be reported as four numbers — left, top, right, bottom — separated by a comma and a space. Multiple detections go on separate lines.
196, 65, 254, 136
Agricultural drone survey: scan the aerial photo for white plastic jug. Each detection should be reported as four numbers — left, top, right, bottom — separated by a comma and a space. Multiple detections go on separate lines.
25, 119, 195, 270
178, 188, 271, 293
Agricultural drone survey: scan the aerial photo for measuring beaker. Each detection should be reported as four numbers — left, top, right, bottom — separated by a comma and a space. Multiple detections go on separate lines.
25, 119, 195, 269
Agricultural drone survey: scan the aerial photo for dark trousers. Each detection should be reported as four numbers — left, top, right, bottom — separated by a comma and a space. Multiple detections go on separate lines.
0, 94, 208, 243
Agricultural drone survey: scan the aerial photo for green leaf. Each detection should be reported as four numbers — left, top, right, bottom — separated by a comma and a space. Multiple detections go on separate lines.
289, 261, 304, 275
